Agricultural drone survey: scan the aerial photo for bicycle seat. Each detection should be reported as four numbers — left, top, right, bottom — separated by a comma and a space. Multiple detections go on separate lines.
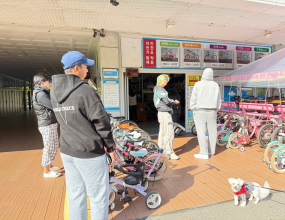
241, 125, 249, 129
120, 124, 135, 131
129, 149, 148, 158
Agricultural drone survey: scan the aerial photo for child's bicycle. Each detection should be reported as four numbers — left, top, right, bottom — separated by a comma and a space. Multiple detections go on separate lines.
216, 114, 244, 147
262, 140, 283, 170
227, 117, 262, 152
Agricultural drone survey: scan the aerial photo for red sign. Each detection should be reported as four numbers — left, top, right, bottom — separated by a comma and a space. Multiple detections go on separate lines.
144, 39, 156, 68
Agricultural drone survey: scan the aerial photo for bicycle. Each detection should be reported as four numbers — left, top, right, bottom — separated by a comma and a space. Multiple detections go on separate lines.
227, 117, 263, 151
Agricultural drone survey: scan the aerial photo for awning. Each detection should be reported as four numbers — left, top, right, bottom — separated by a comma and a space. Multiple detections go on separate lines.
214, 48, 285, 88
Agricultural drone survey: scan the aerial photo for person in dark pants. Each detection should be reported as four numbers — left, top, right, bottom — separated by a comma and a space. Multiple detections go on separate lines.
129, 85, 138, 121
168, 85, 181, 123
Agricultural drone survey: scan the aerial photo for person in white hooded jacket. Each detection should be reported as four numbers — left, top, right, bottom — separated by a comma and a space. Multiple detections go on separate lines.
190, 68, 221, 159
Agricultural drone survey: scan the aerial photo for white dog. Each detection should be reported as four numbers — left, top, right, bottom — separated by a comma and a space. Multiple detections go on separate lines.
228, 178, 270, 207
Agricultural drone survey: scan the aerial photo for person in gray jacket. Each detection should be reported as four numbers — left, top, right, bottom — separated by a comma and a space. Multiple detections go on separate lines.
190, 68, 221, 159
33, 72, 61, 178
153, 74, 180, 160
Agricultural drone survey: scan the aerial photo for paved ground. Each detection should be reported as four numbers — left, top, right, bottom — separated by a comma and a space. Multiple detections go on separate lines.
134, 191, 285, 220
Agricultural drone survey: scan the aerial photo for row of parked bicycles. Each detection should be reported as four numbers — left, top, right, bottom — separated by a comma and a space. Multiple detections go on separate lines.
106, 113, 185, 210
207, 96, 285, 174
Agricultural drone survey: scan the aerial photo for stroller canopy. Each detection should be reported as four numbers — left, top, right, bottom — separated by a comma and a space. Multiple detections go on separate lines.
215, 48, 285, 88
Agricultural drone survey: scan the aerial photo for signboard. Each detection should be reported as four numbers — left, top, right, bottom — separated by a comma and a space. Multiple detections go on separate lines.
188, 76, 200, 86
144, 39, 156, 68
183, 43, 201, 68
103, 69, 119, 79
254, 47, 269, 61
160, 41, 180, 67
126, 68, 138, 78
103, 80, 120, 111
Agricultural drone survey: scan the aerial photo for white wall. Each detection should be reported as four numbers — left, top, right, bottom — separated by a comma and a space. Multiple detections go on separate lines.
99, 31, 122, 117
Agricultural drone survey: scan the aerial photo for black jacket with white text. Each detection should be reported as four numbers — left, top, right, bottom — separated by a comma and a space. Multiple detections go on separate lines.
50, 74, 114, 159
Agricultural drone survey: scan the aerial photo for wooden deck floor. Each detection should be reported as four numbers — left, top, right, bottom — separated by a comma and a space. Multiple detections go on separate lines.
1, 111, 285, 220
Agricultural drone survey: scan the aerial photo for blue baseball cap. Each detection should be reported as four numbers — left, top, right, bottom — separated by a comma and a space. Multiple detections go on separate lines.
61, 51, 94, 69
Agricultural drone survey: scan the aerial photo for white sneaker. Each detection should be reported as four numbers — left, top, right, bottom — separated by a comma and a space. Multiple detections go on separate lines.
49, 166, 62, 171
44, 171, 61, 178
194, 154, 209, 159
170, 153, 179, 160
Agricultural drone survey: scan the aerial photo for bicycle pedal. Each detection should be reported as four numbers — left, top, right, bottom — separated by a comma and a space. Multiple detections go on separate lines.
120, 197, 132, 203
118, 189, 129, 195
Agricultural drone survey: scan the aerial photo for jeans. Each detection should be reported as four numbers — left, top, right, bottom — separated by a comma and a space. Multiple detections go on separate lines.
61, 153, 109, 220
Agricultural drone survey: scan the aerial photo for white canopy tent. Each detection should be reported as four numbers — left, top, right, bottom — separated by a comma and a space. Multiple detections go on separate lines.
215, 48, 285, 88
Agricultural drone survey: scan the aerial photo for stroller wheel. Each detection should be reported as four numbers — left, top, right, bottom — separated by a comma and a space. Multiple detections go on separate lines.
145, 191, 162, 209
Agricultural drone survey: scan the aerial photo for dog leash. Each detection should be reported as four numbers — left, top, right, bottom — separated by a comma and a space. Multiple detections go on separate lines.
256, 186, 285, 193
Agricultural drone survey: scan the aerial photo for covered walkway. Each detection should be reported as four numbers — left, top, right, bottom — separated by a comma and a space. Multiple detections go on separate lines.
1, 112, 285, 220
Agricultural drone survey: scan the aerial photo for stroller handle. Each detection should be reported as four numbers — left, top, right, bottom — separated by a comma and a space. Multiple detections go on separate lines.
168, 122, 186, 132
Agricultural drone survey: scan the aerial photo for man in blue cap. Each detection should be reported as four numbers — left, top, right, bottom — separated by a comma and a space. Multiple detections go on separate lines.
50, 51, 115, 220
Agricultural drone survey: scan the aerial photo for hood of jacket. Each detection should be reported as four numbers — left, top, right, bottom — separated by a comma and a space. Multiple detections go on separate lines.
51, 74, 84, 104
33, 84, 50, 94
201, 68, 213, 81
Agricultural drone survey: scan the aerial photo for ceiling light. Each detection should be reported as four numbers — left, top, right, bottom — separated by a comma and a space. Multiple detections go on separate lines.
166, 19, 175, 29
100, 29, 105, 37
93, 29, 98, 38
110, 0, 119, 6
264, 29, 272, 38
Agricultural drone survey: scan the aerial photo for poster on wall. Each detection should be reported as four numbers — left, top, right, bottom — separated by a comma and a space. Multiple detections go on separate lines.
254, 47, 269, 61
219, 50, 233, 64
236, 46, 251, 68
182, 43, 201, 68
204, 49, 219, 63
160, 41, 179, 67
187, 76, 200, 130
143, 38, 156, 68
103, 80, 120, 111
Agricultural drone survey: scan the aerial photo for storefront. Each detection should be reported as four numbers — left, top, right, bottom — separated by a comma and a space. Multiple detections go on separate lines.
100, 34, 272, 134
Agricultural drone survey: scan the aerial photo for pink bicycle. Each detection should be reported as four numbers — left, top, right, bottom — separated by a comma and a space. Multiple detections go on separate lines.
163, 51, 176, 60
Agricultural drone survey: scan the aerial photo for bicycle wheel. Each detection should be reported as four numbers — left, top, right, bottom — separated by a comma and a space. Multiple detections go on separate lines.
144, 155, 169, 182
257, 124, 274, 148
217, 130, 229, 146
270, 148, 285, 174
194, 55, 199, 60
223, 120, 231, 131
142, 140, 159, 150
212, 55, 217, 60
228, 132, 243, 149
271, 126, 285, 143
264, 141, 283, 164
185, 54, 190, 59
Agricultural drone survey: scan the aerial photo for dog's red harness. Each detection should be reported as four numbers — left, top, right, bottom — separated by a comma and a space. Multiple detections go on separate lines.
234, 185, 247, 195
